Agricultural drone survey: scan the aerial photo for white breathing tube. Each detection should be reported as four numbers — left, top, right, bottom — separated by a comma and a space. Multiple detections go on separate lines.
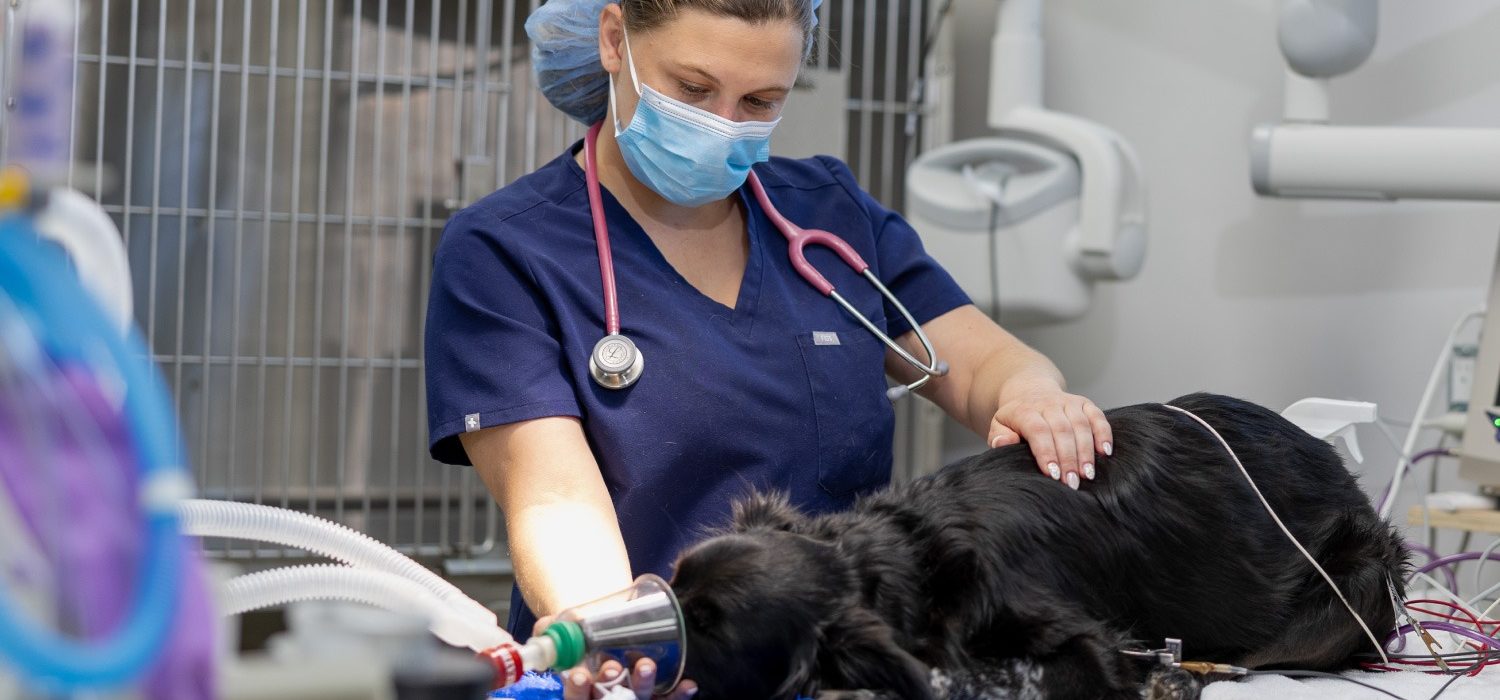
220, 565, 508, 652
180, 499, 581, 687
177, 499, 499, 636
31, 188, 135, 336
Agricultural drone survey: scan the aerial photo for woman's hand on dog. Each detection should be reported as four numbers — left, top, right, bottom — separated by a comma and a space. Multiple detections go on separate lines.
534, 616, 699, 699
988, 374, 1112, 490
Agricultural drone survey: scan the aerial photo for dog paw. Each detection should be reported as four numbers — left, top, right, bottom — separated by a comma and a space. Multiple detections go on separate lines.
1144, 666, 1203, 700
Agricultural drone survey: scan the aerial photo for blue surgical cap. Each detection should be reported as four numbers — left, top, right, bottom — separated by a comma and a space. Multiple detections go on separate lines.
527, 0, 824, 125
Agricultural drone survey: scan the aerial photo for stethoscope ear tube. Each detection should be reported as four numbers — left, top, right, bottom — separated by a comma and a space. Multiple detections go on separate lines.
829, 273, 947, 402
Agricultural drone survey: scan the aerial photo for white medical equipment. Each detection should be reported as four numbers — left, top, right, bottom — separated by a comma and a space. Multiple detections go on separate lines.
582, 122, 948, 399
1244, 1, 1500, 493
0, 174, 202, 696
905, 0, 1147, 326
1251, 1, 1500, 201
1460, 281, 1500, 490
1281, 398, 1379, 465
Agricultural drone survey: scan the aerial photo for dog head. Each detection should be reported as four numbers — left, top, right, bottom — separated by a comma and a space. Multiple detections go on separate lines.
670, 493, 934, 699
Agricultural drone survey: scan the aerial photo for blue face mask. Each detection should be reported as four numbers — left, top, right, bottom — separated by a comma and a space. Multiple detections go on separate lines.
609, 30, 780, 208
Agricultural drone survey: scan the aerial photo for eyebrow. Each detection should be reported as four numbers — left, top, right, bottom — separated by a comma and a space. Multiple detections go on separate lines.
671, 62, 792, 96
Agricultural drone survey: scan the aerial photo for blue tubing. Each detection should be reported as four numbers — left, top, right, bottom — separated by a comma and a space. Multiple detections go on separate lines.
0, 216, 186, 690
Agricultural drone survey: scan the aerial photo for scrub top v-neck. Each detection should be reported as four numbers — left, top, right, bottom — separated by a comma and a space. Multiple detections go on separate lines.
425, 144, 969, 637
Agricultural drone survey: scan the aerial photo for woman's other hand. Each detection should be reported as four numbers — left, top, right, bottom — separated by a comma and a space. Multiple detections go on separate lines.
988, 374, 1112, 489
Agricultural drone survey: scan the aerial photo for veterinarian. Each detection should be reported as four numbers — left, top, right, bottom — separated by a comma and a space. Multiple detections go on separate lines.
424, 0, 1112, 696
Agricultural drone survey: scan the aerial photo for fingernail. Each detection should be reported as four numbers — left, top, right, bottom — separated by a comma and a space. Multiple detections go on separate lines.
1047, 463, 1061, 480
990, 436, 1001, 448
601, 667, 619, 681
1066, 472, 1080, 490
685, 688, 699, 697
571, 672, 589, 687
1083, 463, 1096, 480
640, 662, 655, 677
1103, 442, 1113, 456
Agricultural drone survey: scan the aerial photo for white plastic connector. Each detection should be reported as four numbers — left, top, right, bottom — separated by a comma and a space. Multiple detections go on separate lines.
1282, 398, 1378, 463
1423, 412, 1468, 438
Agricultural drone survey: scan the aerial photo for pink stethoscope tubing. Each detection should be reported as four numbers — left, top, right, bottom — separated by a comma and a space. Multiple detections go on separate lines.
583, 121, 946, 399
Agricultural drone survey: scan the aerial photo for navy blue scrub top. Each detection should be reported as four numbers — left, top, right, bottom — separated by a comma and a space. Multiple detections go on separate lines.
424, 145, 969, 638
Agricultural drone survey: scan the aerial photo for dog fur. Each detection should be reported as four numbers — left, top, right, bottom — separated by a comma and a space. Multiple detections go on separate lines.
668, 393, 1408, 699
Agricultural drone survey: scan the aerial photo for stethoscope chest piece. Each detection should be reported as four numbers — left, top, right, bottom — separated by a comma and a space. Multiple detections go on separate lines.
590, 333, 644, 390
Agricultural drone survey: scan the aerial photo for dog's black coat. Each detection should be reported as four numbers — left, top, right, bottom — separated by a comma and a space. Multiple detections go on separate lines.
669, 393, 1408, 699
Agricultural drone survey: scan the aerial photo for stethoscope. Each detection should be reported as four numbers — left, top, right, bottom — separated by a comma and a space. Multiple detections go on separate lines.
583, 122, 947, 400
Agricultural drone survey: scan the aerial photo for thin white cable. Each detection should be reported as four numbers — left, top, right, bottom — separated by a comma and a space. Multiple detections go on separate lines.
1161, 404, 1388, 663
1410, 571, 1497, 649
1471, 539, 1500, 601
1411, 571, 1488, 621
1478, 586, 1500, 624
594, 670, 634, 699
1464, 578, 1500, 617
1379, 308, 1486, 520
1371, 420, 1408, 462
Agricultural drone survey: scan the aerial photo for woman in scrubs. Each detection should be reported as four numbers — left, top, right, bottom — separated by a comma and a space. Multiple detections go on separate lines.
425, 1, 1112, 696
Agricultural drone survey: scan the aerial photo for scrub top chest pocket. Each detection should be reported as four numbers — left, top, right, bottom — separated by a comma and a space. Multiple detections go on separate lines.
795, 330, 896, 498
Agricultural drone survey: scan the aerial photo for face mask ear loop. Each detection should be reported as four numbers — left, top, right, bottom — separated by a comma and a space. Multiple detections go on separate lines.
622, 26, 642, 95
608, 74, 624, 136
610, 25, 644, 137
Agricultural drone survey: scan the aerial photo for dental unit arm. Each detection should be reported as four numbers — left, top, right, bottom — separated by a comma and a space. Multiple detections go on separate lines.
1251, 0, 1500, 201
905, 0, 1147, 326
988, 0, 1148, 282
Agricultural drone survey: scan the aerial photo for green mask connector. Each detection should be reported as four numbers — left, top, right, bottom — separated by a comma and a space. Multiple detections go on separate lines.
543, 620, 586, 671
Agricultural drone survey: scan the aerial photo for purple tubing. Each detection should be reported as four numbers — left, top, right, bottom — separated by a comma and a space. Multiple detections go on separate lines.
0, 364, 214, 697
1410, 551, 1500, 583
1407, 542, 1460, 594
1387, 621, 1500, 654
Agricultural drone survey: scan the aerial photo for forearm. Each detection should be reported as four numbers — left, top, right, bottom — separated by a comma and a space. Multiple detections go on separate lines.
897, 305, 1064, 436
462, 417, 633, 617
958, 335, 1064, 436
896, 306, 1109, 481
504, 496, 633, 617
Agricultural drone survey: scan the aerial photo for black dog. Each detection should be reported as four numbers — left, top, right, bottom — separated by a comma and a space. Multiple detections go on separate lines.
669, 393, 1408, 699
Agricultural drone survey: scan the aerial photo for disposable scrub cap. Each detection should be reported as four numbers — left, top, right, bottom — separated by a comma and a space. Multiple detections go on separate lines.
526, 0, 823, 125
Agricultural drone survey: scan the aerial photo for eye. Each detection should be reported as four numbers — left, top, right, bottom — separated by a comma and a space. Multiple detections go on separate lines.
743, 95, 777, 114
677, 81, 711, 99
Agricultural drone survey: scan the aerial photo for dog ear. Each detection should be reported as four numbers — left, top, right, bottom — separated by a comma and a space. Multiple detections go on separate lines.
683, 595, 723, 633
732, 491, 806, 533
773, 631, 822, 699
815, 607, 933, 700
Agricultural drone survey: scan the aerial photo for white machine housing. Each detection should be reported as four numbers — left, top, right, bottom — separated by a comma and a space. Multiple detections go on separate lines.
1252, 0, 1500, 201
905, 0, 1147, 326
1247, 1, 1500, 487
907, 139, 1087, 324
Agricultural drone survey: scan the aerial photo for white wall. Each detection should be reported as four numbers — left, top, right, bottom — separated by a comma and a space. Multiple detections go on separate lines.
937, 0, 1500, 538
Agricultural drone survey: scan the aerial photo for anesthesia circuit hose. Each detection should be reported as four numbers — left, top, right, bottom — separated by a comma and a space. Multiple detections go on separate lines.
0, 216, 190, 690
220, 565, 509, 652
177, 498, 496, 627
221, 563, 568, 689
